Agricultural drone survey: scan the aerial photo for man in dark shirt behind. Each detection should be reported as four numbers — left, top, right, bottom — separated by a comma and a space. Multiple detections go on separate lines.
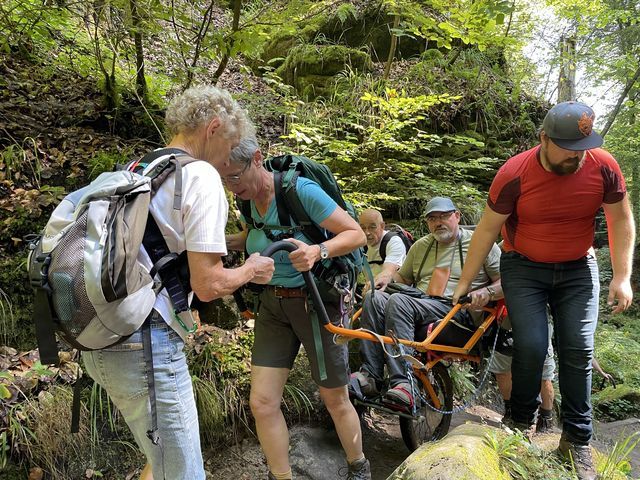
453, 101, 635, 480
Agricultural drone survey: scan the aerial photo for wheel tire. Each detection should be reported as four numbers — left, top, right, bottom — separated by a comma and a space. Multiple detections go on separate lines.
399, 362, 453, 451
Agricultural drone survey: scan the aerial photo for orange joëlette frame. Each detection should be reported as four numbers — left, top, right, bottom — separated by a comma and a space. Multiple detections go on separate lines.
326, 300, 507, 369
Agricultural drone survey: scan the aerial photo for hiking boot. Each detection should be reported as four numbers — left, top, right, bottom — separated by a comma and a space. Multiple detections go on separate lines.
557, 437, 597, 480
351, 371, 378, 396
347, 457, 371, 480
383, 382, 414, 411
536, 411, 554, 434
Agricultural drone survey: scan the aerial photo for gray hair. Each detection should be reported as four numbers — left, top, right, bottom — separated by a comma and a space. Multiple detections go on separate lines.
230, 136, 260, 166
165, 85, 255, 139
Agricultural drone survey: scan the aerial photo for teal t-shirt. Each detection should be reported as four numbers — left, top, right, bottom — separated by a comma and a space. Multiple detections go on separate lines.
243, 177, 337, 287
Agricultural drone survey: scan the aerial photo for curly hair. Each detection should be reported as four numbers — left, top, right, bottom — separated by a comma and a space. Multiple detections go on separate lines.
165, 85, 255, 139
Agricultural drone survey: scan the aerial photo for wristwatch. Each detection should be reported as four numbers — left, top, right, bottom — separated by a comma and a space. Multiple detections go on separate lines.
486, 285, 496, 300
318, 243, 329, 260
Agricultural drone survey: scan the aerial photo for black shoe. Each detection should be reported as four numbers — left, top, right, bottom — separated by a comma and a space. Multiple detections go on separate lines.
557, 437, 597, 480
346, 457, 371, 480
536, 412, 554, 433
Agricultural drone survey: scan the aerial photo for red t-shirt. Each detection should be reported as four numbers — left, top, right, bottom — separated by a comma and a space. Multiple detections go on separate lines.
488, 146, 626, 263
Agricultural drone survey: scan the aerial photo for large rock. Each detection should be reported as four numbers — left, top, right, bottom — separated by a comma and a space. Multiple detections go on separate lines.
275, 44, 373, 99
387, 423, 510, 480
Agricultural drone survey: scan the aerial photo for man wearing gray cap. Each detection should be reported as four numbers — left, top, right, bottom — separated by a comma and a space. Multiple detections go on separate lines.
453, 101, 635, 480
353, 196, 502, 408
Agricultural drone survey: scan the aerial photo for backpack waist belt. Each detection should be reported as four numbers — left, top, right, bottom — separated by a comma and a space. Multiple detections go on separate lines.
264, 285, 307, 298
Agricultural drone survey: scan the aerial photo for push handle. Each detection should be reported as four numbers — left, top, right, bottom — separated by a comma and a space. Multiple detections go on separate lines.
458, 295, 472, 304
260, 241, 330, 326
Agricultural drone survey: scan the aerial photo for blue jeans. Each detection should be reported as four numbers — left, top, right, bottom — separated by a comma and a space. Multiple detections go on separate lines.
82, 312, 205, 479
501, 251, 599, 444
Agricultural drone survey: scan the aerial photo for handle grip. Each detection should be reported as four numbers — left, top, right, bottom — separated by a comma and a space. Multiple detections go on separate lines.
260, 241, 330, 326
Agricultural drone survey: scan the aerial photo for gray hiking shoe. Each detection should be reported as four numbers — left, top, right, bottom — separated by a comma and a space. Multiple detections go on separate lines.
347, 457, 371, 480
557, 437, 597, 480
351, 371, 378, 396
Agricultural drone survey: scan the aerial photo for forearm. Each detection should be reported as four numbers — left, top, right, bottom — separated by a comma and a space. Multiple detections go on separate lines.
322, 229, 366, 258
608, 214, 635, 282
459, 227, 498, 290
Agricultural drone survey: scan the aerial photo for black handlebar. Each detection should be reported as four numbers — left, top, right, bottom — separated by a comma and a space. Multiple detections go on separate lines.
458, 295, 472, 304
260, 241, 331, 326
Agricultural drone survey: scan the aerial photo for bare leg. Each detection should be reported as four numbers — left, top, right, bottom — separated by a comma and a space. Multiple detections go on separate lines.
495, 371, 512, 400
540, 379, 555, 410
319, 385, 364, 463
250, 366, 291, 474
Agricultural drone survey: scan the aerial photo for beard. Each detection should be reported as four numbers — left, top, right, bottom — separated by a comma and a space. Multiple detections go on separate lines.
432, 228, 455, 243
549, 156, 584, 175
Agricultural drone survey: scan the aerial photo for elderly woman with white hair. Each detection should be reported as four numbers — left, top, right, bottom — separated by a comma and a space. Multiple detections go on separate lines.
81, 86, 274, 480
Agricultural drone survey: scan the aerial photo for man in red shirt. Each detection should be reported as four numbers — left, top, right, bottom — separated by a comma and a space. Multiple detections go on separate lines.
453, 101, 635, 480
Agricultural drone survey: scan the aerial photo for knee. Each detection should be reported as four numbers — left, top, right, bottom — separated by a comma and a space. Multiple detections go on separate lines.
321, 388, 352, 415
250, 390, 281, 419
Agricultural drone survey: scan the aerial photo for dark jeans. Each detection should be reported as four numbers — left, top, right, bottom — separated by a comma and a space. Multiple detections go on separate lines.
359, 290, 470, 388
501, 251, 599, 445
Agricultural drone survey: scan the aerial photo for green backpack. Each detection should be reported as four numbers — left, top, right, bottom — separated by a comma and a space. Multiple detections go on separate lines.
237, 154, 368, 293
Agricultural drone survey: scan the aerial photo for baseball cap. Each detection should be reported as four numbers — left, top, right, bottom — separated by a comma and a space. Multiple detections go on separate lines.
542, 101, 603, 151
425, 197, 457, 215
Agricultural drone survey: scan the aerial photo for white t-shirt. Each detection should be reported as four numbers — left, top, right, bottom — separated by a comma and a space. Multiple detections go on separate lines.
138, 155, 228, 339
367, 231, 407, 277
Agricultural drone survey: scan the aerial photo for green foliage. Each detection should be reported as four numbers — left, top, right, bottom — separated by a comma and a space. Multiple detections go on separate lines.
597, 432, 640, 479
88, 150, 131, 180
483, 430, 574, 479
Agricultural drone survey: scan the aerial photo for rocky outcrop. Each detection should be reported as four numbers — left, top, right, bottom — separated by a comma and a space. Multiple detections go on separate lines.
387, 423, 510, 480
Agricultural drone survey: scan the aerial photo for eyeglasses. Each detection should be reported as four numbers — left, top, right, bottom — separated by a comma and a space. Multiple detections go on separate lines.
221, 161, 250, 185
426, 211, 456, 223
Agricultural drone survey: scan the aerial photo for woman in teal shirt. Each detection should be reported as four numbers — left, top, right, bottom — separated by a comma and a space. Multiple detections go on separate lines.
223, 136, 370, 480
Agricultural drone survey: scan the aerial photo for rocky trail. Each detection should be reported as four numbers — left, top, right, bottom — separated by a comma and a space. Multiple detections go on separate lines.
204, 405, 640, 479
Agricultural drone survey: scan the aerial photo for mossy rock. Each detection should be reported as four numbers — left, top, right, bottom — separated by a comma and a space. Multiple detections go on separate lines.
276, 44, 372, 98
593, 384, 640, 420
276, 44, 372, 81
317, 1, 426, 61
388, 424, 510, 480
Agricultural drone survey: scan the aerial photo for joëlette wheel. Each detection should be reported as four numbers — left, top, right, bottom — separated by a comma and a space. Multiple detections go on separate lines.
399, 362, 453, 451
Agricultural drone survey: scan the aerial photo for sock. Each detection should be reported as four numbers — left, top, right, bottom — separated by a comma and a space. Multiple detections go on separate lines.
270, 469, 292, 480
539, 407, 552, 419
348, 455, 366, 466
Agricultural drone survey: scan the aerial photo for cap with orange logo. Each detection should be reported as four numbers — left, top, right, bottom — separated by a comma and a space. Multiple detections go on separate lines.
542, 101, 603, 151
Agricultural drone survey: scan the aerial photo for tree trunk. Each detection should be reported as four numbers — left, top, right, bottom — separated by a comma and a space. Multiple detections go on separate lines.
129, 0, 147, 101
383, 15, 401, 81
557, 36, 576, 102
212, 0, 242, 84
600, 64, 640, 138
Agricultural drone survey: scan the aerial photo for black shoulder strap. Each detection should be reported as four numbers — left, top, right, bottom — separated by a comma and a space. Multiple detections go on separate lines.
274, 171, 291, 228
281, 172, 327, 245
415, 237, 435, 283
378, 231, 397, 263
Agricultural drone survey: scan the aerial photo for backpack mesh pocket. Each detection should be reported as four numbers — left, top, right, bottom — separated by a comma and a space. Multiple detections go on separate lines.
49, 210, 96, 340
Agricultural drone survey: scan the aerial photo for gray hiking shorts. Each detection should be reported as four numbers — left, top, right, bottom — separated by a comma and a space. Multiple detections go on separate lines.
252, 287, 349, 389
489, 346, 556, 381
